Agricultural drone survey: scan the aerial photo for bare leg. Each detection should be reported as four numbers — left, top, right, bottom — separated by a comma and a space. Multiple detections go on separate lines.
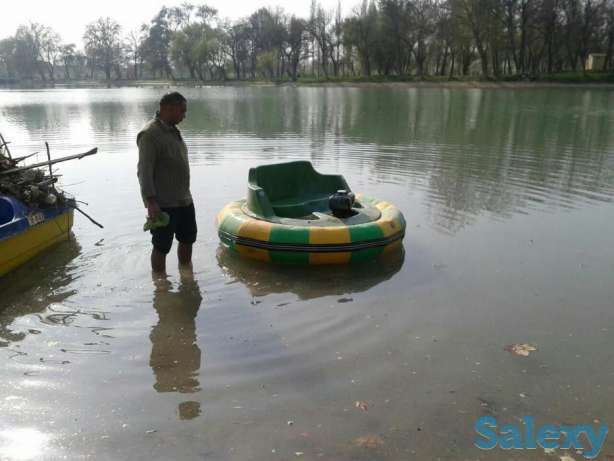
178, 242, 193, 269
151, 248, 167, 276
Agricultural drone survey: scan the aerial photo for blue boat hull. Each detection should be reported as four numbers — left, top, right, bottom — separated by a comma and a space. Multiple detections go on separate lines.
0, 195, 74, 277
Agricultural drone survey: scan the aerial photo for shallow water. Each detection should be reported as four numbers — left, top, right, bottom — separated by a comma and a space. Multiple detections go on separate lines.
1, 86, 614, 460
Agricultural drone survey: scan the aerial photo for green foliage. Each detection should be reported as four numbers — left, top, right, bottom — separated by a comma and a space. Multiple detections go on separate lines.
2, 0, 614, 83
538, 72, 614, 83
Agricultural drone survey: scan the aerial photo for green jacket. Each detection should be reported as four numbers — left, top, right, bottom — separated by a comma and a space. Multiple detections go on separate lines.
137, 116, 192, 208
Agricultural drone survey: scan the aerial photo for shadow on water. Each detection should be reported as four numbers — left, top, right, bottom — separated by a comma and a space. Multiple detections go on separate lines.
216, 245, 405, 300
149, 275, 203, 421
0, 236, 81, 346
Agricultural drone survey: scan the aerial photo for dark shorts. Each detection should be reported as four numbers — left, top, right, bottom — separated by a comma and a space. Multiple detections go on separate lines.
151, 203, 197, 254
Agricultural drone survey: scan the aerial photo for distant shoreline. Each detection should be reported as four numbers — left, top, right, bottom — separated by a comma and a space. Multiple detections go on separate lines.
2, 77, 614, 91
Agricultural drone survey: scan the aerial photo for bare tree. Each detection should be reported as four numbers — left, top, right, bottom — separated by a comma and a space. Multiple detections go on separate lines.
60, 44, 76, 80
125, 28, 146, 79
284, 16, 307, 80
83, 17, 122, 81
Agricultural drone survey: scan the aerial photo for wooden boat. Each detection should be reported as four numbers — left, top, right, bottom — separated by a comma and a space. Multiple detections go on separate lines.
0, 195, 74, 277
0, 133, 98, 277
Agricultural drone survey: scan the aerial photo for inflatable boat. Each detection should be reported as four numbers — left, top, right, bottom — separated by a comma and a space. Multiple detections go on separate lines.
216, 161, 405, 265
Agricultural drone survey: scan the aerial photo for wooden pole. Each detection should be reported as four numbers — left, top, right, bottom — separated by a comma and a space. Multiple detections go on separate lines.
0, 148, 98, 176
0, 133, 12, 159
45, 142, 53, 181
13, 152, 39, 163
74, 206, 104, 228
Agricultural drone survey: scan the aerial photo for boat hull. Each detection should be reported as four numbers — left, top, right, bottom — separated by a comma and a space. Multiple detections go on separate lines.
217, 194, 405, 265
0, 197, 74, 277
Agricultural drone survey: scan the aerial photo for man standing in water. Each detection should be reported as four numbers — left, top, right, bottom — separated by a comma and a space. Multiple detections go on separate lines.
137, 92, 196, 275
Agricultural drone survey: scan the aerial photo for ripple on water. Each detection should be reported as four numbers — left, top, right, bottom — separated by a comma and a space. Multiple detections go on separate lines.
1, 87, 614, 459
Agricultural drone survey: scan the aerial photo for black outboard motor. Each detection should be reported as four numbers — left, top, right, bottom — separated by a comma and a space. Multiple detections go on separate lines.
329, 189, 355, 218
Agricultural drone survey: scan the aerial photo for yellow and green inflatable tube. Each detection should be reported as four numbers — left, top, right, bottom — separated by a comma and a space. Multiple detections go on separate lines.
216, 194, 405, 265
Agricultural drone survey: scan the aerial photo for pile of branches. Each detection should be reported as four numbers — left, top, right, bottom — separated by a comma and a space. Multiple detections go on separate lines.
0, 147, 65, 209
0, 134, 96, 209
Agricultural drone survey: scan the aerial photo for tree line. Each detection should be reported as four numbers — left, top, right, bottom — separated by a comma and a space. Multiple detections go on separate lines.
1, 0, 613, 83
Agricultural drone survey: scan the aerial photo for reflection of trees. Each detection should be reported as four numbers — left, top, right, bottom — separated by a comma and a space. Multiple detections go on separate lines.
2, 103, 74, 137
1, 93, 152, 154
7, 87, 613, 235
149, 277, 203, 420
0, 237, 81, 345
85, 102, 132, 135
216, 246, 404, 300
423, 90, 614, 233
195, 86, 614, 233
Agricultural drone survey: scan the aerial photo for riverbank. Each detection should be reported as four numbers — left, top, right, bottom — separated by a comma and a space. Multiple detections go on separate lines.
2, 72, 614, 90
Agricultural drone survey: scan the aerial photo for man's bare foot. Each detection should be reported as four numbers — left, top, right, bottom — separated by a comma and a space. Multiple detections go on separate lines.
152, 272, 171, 291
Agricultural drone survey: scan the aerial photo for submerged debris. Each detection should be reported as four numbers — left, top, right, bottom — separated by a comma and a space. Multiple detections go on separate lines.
352, 434, 385, 449
505, 343, 537, 357
354, 401, 369, 412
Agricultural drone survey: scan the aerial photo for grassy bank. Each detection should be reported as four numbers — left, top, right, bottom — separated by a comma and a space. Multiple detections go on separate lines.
295, 71, 614, 85
2, 72, 614, 89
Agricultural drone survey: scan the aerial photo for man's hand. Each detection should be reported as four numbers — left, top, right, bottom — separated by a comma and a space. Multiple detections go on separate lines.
147, 198, 161, 219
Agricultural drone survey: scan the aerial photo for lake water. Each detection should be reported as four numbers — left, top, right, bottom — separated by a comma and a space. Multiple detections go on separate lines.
1, 86, 614, 460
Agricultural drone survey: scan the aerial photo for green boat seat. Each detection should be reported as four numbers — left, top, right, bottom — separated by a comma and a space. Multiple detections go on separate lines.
246, 161, 350, 219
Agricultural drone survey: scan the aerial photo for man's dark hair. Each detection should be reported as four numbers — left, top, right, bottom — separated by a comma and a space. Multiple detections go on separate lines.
159, 92, 187, 107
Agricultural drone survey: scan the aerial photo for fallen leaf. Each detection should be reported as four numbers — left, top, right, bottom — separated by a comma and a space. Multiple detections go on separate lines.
354, 401, 369, 412
353, 435, 384, 449
559, 455, 576, 461
505, 343, 537, 357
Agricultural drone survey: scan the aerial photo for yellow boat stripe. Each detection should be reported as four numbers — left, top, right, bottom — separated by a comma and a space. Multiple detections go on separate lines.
378, 213, 403, 237
309, 252, 351, 265
383, 240, 403, 254
235, 245, 270, 262
309, 226, 351, 245
238, 218, 273, 241
216, 202, 241, 224
375, 201, 392, 211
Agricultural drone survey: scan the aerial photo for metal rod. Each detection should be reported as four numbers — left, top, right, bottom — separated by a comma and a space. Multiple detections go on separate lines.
0, 148, 98, 176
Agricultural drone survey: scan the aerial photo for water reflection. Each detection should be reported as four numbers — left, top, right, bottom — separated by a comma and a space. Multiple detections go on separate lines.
3, 87, 613, 236
0, 87, 613, 460
185, 87, 614, 234
216, 246, 405, 300
149, 275, 203, 421
0, 237, 81, 346
0, 427, 50, 461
